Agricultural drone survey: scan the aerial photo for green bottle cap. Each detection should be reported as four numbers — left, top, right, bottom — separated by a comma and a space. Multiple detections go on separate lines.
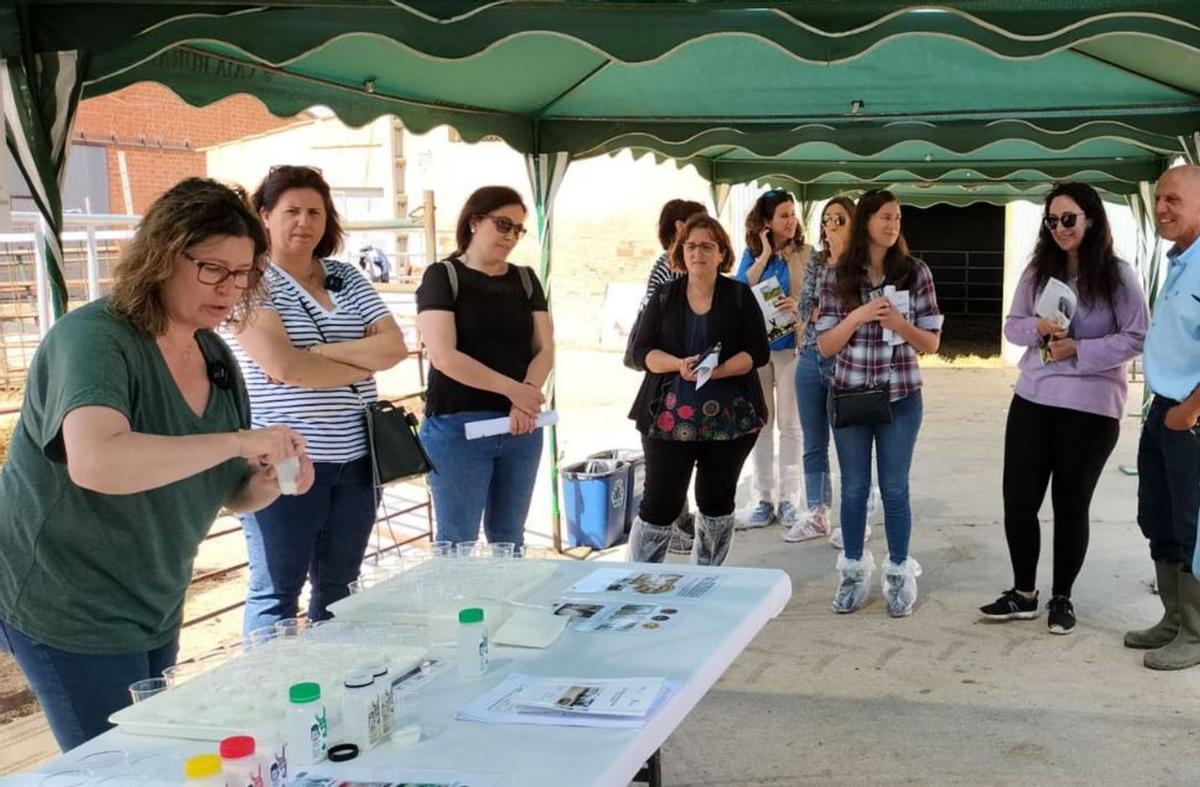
288, 681, 321, 703
458, 607, 484, 624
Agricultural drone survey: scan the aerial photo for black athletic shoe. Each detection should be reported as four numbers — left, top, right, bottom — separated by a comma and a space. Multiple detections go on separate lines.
979, 589, 1039, 620
1046, 595, 1076, 635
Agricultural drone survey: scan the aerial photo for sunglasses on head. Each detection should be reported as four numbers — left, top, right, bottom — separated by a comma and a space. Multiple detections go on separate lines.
1043, 212, 1082, 231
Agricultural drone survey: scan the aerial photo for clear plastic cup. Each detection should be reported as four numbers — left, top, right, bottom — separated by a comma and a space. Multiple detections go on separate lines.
246, 625, 278, 650
455, 541, 481, 558
429, 540, 454, 558
275, 456, 300, 495
490, 542, 516, 560
128, 677, 168, 703
274, 617, 308, 639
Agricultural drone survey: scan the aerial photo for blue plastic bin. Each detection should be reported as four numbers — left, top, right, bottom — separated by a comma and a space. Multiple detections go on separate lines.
561, 459, 628, 549
587, 449, 644, 533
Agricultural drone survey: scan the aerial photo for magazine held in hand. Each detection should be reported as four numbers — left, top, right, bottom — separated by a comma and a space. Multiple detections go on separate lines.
750, 275, 797, 344
1034, 276, 1077, 362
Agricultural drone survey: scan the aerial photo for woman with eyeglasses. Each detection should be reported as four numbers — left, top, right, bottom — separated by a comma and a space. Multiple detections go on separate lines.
735, 188, 811, 531
633, 199, 709, 554
226, 165, 409, 633
0, 178, 310, 750
416, 186, 554, 547
784, 196, 856, 544
980, 182, 1148, 635
816, 190, 943, 617
627, 214, 770, 564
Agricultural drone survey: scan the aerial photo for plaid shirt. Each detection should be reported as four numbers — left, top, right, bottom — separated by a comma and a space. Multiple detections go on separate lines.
797, 246, 828, 352
815, 258, 944, 401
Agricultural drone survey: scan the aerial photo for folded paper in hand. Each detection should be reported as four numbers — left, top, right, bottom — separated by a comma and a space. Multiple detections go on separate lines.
465, 410, 559, 440
750, 275, 798, 344
1034, 277, 1076, 329
693, 342, 721, 390
882, 285, 911, 346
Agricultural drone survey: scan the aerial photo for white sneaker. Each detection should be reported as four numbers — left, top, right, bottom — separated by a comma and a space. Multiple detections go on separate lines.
784, 506, 828, 543
829, 523, 872, 550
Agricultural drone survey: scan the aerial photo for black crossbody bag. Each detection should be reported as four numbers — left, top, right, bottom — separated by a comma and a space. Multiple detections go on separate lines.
298, 296, 435, 485
831, 344, 897, 428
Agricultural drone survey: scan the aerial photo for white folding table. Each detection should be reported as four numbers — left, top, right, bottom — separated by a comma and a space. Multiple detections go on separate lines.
19, 560, 792, 787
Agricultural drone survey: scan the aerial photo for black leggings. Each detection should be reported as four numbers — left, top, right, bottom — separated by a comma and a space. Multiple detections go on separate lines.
639, 434, 757, 526
1002, 394, 1120, 597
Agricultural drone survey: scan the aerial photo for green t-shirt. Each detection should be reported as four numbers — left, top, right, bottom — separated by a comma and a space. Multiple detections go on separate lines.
0, 298, 250, 654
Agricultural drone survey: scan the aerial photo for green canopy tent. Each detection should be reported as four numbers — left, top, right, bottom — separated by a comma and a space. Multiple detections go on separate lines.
3, 0, 1198, 547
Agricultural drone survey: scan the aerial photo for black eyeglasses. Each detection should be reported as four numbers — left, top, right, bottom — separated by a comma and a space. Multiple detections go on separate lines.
821, 214, 847, 228
1043, 212, 1082, 231
484, 214, 528, 239
183, 252, 263, 289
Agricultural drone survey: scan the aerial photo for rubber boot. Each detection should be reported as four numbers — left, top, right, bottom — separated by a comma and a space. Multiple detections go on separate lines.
628, 517, 671, 564
693, 513, 735, 566
1145, 570, 1200, 670
1125, 562, 1181, 649
833, 552, 875, 613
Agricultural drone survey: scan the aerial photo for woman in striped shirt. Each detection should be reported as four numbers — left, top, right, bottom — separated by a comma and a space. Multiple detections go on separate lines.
226, 165, 409, 633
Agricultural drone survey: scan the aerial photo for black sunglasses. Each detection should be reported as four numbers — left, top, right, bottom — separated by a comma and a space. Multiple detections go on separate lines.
1043, 212, 1082, 231
821, 214, 847, 228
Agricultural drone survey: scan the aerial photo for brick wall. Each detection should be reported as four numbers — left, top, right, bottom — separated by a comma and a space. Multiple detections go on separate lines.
74, 83, 309, 213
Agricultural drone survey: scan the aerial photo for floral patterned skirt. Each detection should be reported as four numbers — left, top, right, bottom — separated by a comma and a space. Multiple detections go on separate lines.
649, 390, 762, 441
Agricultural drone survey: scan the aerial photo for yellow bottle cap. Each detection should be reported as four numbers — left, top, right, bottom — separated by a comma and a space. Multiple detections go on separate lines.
184, 753, 222, 780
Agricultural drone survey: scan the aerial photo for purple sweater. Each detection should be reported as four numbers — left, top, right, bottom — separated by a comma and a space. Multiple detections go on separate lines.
1005, 261, 1149, 420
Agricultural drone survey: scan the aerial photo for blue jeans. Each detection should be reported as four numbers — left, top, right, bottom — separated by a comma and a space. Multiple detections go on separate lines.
241, 455, 378, 636
0, 618, 177, 751
831, 391, 923, 562
795, 346, 834, 510
421, 411, 544, 546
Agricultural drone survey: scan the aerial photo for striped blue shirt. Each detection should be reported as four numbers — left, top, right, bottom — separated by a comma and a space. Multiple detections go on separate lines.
225, 260, 392, 463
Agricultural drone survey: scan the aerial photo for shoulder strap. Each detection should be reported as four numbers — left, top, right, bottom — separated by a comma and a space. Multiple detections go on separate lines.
438, 258, 459, 303
517, 266, 533, 301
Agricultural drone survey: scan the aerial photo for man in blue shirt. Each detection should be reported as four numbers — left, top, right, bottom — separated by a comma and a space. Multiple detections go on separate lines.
1126, 164, 1200, 670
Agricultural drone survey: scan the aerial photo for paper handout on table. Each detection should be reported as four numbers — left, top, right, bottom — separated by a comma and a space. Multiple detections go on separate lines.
751, 275, 798, 344
292, 767, 500, 787
456, 673, 676, 729
465, 410, 558, 440
566, 568, 719, 598
508, 676, 666, 717
553, 601, 682, 632
882, 285, 911, 346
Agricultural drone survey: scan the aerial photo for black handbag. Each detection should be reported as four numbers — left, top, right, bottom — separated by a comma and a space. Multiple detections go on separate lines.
362, 398, 437, 485
298, 295, 435, 486
831, 385, 893, 428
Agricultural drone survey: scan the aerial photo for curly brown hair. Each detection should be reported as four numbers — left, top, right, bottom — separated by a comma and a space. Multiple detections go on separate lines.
668, 215, 735, 274
108, 178, 268, 336
744, 188, 805, 258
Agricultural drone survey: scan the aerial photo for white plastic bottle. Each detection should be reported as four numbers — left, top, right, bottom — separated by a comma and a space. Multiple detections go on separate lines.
183, 752, 225, 786
286, 681, 328, 766
219, 735, 264, 787
341, 672, 375, 750
457, 607, 489, 676
251, 725, 289, 787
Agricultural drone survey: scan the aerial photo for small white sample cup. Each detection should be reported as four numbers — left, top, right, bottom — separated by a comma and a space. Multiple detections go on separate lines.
275, 456, 301, 495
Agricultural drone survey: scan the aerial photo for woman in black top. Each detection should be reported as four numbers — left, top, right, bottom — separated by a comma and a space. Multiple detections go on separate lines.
416, 186, 554, 547
626, 214, 771, 564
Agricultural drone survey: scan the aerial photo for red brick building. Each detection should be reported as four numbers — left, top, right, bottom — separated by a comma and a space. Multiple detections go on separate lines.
70, 83, 309, 214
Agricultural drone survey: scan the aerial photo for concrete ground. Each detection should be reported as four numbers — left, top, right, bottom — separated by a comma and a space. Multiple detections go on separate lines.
5, 352, 1199, 784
